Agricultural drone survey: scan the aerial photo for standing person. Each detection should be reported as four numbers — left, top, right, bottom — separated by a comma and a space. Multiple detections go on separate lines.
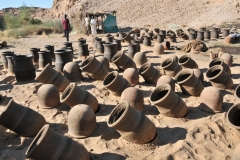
62, 14, 71, 42
90, 15, 97, 37
84, 14, 90, 36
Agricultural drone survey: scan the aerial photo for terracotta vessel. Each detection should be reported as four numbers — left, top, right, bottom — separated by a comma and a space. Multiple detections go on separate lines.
123, 68, 139, 86
37, 84, 61, 109
162, 41, 171, 50
153, 42, 164, 55
199, 27, 206, 32
150, 84, 188, 118
103, 71, 131, 96
222, 28, 230, 37
189, 33, 196, 40
108, 101, 156, 144
196, 31, 204, 41
113, 39, 122, 51
103, 42, 117, 61
54, 49, 72, 73
118, 32, 126, 41
198, 86, 223, 113
209, 58, 231, 75
44, 45, 55, 60
78, 38, 86, 44
138, 62, 161, 84
95, 55, 110, 71
6, 55, 15, 74
179, 54, 198, 69
156, 34, 164, 43
96, 40, 105, 54
193, 68, 204, 83
38, 50, 52, 69
143, 36, 151, 46
106, 36, 114, 43
159, 30, 166, 38
112, 52, 137, 71
0, 99, 46, 137
63, 41, 73, 50
30, 48, 40, 64
156, 75, 175, 91
131, 39, 141, 52
211, 30, 219, 39
94, 37, 102, 48
25, 124, 89, 160
68, 104, 96, 138
78, 43, 89, 57
221, 53, 233, 67
227, 103, 240, 137
204, 30, 211, 40
235, 84, 240, 99
127, 43, 138, 58
160, 57, 182, 77
1, 51, 14, 69
36, 64, 70, 92
63, 62, 82, 82
122, 33, 134, 43
232, 144, 240, 160
133, 52, 148, 67
61, 83, 99, 112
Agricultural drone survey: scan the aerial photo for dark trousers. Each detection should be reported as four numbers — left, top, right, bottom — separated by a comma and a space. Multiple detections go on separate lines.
64, 29, 69, 41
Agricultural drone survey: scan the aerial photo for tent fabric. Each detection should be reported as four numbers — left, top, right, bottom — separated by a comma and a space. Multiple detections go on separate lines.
103, 14, 119, 33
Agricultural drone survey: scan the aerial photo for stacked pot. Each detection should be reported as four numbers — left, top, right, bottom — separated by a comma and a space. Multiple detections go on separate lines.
78, 38, 89, 58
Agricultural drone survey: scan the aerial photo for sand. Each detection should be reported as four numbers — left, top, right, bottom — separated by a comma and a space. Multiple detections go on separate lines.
0, 32, 240, 160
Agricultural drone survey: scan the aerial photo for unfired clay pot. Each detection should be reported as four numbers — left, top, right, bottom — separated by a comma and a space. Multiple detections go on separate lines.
111, 52, 137, 71
220, 53, 233, 67
143, 36, 151, 46
204, 30, 211, 40
198, 86, 223, 113
6, 55, 15, 74
63, 62, 82, 82
44, 45, 55, 60
127, 43, 138, 58
95, 55, 110, 71
30, 48, 40, 64
178, 54, 198, 69
107, 101, 156, 144
234, 84, 240, 99
193, 68, 204, 83
162, 41, 171, 50
156, 75, 175, 91
160, 57, 182, 77
227, 103, 240, 137
209, 58, 231, 75
122, 33, 134, 43
123, 68, 139, 86
54, 49, 73, 73
78, 43, 89, 58
153, 43, 164, 55
133, 52, 148, 67
138, 62, 161, 84
38, 50, 52, 69
150, 84, 188, 118
68, 104, 96, 139
103, 42, 118, 61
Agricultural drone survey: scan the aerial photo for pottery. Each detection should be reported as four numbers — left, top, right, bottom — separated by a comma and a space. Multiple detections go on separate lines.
6, 55, 15, 74
209, 58, 231, 75
156, 75, 175, 91
113, 39, 122, 51
193, 68, 204, 83
127, 43, 138, 58
108, 101, 156, 144
160, 57, 182, 77
105, 36, 114, 43
94, 37, 102, 48
63, 41, 73, 50
25, 124, 89, 160
138, 62, 161, 84
159, 30, 166, 38
118, 32, 126, 41
96, 40, 105, 54
68, 104, 96, 138
156, 34, 164, 43
30, 48, 40, 64
227, 103, 240, 137
189, 33, 196, 40
162, 41, 171, 50
1, 51, 14, 69
54, 49, 73, 73
143, 36, 151, 46
78, 43, 90, 58
204, 30, 211, 40
112, 52, 137, 71
63, 62, 82, 82
199, 27, 206, 32
153, 43, 164, 55
196, 31, 204, 41
38, 50, 52, 69
0, 99, 46, 137
150, 84, 188, 118
78, 38, 87, 45
123, 68, 139, 86
211, 30, 219, 39
44, 45, 55, 60
235, 84, 240, 99
220, 53, 233, 67
122, 33, 134, 43
133, 52, 148, 67
61, 83, 99, 112
222, 28, 230, 37
131, 39, 141, 52
179, 54, 198, 69
103, 42, 118, 61
95, 55, 110, 71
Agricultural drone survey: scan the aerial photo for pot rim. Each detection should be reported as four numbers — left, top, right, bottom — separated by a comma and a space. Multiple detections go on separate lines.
209, 58, 223, 68
161, 57, 174, 68
81, 54, 95, 69
179, 54, 190, 65
1, 51, 14, 55
111, 52, 123, 62
226, 103, 240, 129
206, 65, 224, 80
107, 101, 130, 127
175, 68, 194, 84
138, 62, 151, 74
103, 71, 119, 87
25, 124, 50, 158
149, 84, 172, 103
235, 84, 240, 98
60, 83, 75, 103
0, 99, 13, 119
44, 45, 54, 47
54, 49, 72, 54
63, 41, 72, 44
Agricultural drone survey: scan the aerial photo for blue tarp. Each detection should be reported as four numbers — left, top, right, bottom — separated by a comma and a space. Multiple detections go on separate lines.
103, 14, 119, 33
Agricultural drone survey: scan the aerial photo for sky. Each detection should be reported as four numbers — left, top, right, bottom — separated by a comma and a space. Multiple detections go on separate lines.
0, 0, 53, 10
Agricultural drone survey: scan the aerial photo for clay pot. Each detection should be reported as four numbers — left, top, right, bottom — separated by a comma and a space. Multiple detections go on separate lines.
61, 83, 99, 112
95, 55, 110, 70
175, 69, 204, 96
143, 36, 151, 46
13, 55, 36, 82
113, 39, 122, 51
200, 27, 206, 32
147, 31, 153, 40
1, 51, 14, 69
6, 55, 15, 74
198, 86, 223, 113
153, 42, 164, 55
179, 54, 198, 69
36, 64, 70, 92
235, 84, 240, 98
54, 49, 73, 73
196, 31, 204, 41
78, 43, 90, 57
63, 41, 73, 50
122, 33, 134, 43
94, 37, 102, 48
220, 53, 233, 67
106, 36, 114, 43
204, 30, 211, 40
108, 101, 156, 144
61, 47, 73, 54
171, 55, 179, 62
131, 39, 141, 52
160, 57, 182, 77
78, 38, 86, 44
189, 33, 196, 40
227, 104, 240, 137
193, 68, 204, 83
103, 42, 118, 61
103, 71, 131, 96
211, 30, 219, 39
37, 84, 61, 109
118, 32, 126, 40
30, 48, 40, 64
139, 62, 161, 84
133, 52, 148, 67
123, 68, 139, 86
150, 84, 188, 118
44, 45, 55, 60
111, 52, 137, 71
206, 65, 233, 89
232, 144, 240, 160
156, 34, 164, 43
162, 41, 171, 50
68, 104, 96, 138
81, 55, 108, 80
222, 28, 230, 37
96, 40, 105, 54
38, 50, 52, 69
159, 30, 166, 38
209, 58, 231, 75
156, 75, 175, 91
63, 62, 82, 82
25, 124, 89, 160
127, 43, 138, 58
0, 99, 46, 137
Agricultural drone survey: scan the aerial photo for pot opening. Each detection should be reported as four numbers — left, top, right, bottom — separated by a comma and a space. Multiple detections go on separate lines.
179, 56, 189, 63
150, 85, 170, 102
108, 102, 126, 124
208, 69, 221, 78
210, 59, 222, 67
139, 63, 150, 73
162, 59, 172, 67
82, 56, 94, 67
177, 73, 191, 82
228, 106, 240, 127
103, 72, 117, 86
62, 84, 73, 100
111, 52, 122, 62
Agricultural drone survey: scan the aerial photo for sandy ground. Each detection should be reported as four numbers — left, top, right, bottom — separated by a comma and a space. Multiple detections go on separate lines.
0, 32, 240, 160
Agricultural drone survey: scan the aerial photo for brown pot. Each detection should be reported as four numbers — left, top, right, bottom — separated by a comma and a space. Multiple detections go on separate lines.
179, 54, 198, 69
235, 84, 240, 99
123, 68, 139, 86
138, 62, 161, 84
220, 53, 233, 67
108, 101, 156, 144
95, 55, 110, 71
63, 62, 82, 82
133, 52, 148, 67
103, 71, 131, 96
209, 58, 231, 75
122, 33, 134, 43
160, 57, 182, 77
162, 41, 171, 50
111, 52, 137, 71
150, 84, 188, 118
227, 103, 240, 137
156, 75, 175, 91
175, 69, 204, 96
193, 68, 204, 83
153, 42, 164, 55
61, 83, 99, 112
127, 43, 138, 58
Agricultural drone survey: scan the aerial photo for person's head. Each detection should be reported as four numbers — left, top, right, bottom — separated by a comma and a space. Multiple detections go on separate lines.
64, 14, 68, 19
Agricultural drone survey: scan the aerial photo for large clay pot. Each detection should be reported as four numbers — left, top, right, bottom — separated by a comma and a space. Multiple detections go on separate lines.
68, 104, 96, 138
37, 84, 61, 109
198, 86, 223, 113
103, 42, 117, 61
189, 33, 196, 40
96, 40, 105, 54
113, 39, 122, 51
162, 41, 171, 50
153, 42, 164, 55
160, 57, 182, 77
105, 36, 114, 43
138, 62, 161, 84
38, 50, 52, 69
221, 53, 233, 67
175, 69, 204, 96
0, 99, 46, 137
13, 55, 36, 82
127, 43, 138, 58
196, 31, 204, 41
6, 55, 15, 74
78, 38, 86, 45
61, 83, 99, 112
209, 58, 231, 75
118, 32, 126, 41
81, 55, 108, 80
156, 75, 175, 91
235, 84, 240, 99
147, 31, 153, 40
30, 48, 40, 64
63, 62, 82, 82
94, 37, 102, 48
143, 36, 151, 46
150, 84, 188, 118
103, 71, 131, 96
211, 30, 219, 39
227, 103, 240, 137
232, 144, 240, 160
131, 39, 140, 52
36, 64, 70, 92
193, 68, 204, 83
122, 33, 134, 43
222, 28, 230, 37
159, 30, 166, 38
78, 43, 89, 58
108, 101, 156, 144
156, 34, 164, 43
179, 54, 198, 69
123, 68, 139, 86
63, 41, 73, 50
133, 52, 148, 67
95, 55, 110, 70
1, 51, 14, 69
25, 124, 89, 160
204, 30, 211, 40
44, 45, 55, 60
206, 65, 233, 89
54, 49, 73, 73
112, 52, 137, 71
